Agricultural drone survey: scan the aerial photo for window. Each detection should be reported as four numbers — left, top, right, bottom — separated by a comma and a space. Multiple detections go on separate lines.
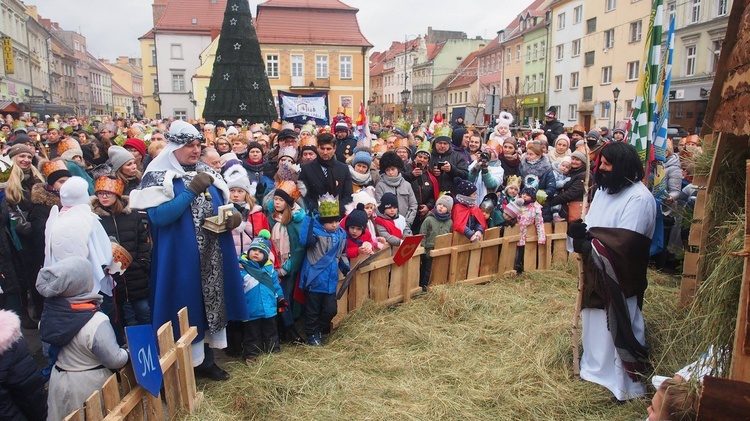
516, 45, 521, 62
556, 44, 564, 61
583, 86, 593, 101
627, 21, 642, 43
606, 0, 616, 12
170, 44, 182, 59
153, 76, 159, 93
315, 55, 328, 78
691, 0, 701, 23
532, 74, 537, 92
710, 39, 723, 72
174, 110, 187, 120
150, 47, 157, 66
539, 73, 544, 93
533, 43, 538, 61
171, 73, 185, 92
526, 45, 531, 63
604, 29, 615, 49
515, 76, 519, 94
601, 66, 612, 84
555, 75, 563, 91
585, 51, 595, 67
261, 54, 277, 78
506, 48, 511, 65
600, 101, 611, 119
685, 45, 697, 76
572, 39, 581, 56
570, 72, 579, 89
568, 104, 578, 121
625, 100, 633, 113
340, 55, 352, 79
574, 6, 583, 24
557, 12, 566, 30
524, 75, 530, 93
717, 0, 728, 16
540, 41, 546, 59
627, 61, 639, 80
668, 2, 676, 22
587, 18, 597, 34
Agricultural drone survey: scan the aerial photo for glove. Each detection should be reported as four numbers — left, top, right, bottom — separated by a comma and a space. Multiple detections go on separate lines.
225, 210, 242, 230
187, 173, 213, 195
572, 237, 592, 254
255, 183, 267, 202
567, 220, 587, 240
277, 297, 288, 308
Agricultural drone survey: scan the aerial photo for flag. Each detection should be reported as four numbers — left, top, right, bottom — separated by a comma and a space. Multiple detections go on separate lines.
629, 0, 664, 166
353, 100, 371, 148
651, 17, 676, 207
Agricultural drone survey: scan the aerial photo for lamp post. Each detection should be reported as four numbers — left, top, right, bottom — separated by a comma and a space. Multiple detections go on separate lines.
612, 87, 620, 128
401, 88, 411, 119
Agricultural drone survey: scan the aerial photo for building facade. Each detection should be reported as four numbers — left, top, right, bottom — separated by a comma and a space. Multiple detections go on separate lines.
103, 57, 144, 118
0, 0, 32, 103
87, 52, 112, 116
547, 0, 585, 126
520, 10, 551, 126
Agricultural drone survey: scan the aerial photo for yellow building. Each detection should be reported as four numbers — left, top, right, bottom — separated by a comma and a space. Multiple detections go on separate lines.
193, 0, 372, 121
139, 30, 158, 119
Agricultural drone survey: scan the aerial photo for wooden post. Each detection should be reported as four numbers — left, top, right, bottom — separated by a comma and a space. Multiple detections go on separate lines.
84, 390, 103, 421
730, 159, 750, 381
156, 322, 182, 416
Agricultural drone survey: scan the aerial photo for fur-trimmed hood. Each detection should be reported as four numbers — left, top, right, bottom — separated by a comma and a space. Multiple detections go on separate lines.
91, 196, 132, 217
0, 310, 22, 355
30, 182, 61, 207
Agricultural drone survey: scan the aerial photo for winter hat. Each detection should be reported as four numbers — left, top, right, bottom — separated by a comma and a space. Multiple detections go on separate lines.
586, 130, 601, 143
248, 229, 272, 262
433, 125, 452, 145
352, 148, 373, 168
454, 176, 477, 197
435, 194, 454, 212
9, 133, 31, 146
346, 203, 369, 229
108, 145, 136, 173
613, 128, 626, 136
226, 126, 239, 136
247, 141, 263, 155
351, 188, 377, 208
392, 127, 407, 138
224, 164, 253, 196
318, 193, 341, 223
521, 185, 538, 201
503, 197, 524, 219
560, 156, 572, 166
58, 138, 83, 162
0, 155, 12, 188
451, 128, 467, 148
123, 138, 147, 157
35, 256, 97, 300
219, 152, 239, 166
278, 146, 298, 161
300, 125, 314, 136
379, 151, 402, 174
95, 175, 125, 197
8, 143, 34, 159
278, 129, 298, 142
81, 143, 96, 164
545, 106, 557, 118
41, 159, 72, 186
334, 121, 349, 133
60, 176, 91, 207
395, 144, 411, 159
300, 144, 319, 157
571, 150, 587, 163
274, 180, 301, 206
378, 192, 399, 214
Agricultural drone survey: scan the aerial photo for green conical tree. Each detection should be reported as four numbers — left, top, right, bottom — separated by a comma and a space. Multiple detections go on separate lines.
202, 0, 277, 123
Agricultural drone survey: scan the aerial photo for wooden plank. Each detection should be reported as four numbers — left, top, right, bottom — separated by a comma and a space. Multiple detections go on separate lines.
429, 233, 453, 286
388, 259, 404, 300
369, 251, 391, 302
85, 390, 103, 421
64, 408, 84, 421
479, 227, 500, 277
101, 374, 121, 415
466, 246, 482, 280
682, 252, 700, 277
402, 258, 411, 303
176, 342, 200, 413
499, 225, 520, 273
156, 322, 182, 416
145, 394, 163, 421
408, 253, 421, 296
688, 222, 704, 247
693, 189, 708, 220
335, 276, 348, 323
696, 376, 750, 420
730, 159, 750, 381
102, 388, 146, 421
680, 277, 698, 307
705, 133, 724, 192
538, 223, 553, 270
116, 365, 138, 421
457, 274, 495, 286
177, 307, 190, 340
354, 270, 370, 308
448, 248, 458, 285
454, 232, 471, 282
524, 236, 538, 271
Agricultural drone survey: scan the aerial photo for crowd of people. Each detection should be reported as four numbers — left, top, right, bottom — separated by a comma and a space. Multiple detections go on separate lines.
0, 105, 703, 419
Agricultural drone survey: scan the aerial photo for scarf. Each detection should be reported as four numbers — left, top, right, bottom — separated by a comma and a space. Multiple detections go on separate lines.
349, 166, 373, 187
381, 174, 404, 188
452, 203, 487, 234
271, 216, 291, 267
547, 149, 570, 164
432, 208, 452, 222
374, 215, 402, 238
500, 153, 520, 168
317, 156, 337, 193
519, 155, 552, 180
455, 194, 476, 207
239, 258, 276, 293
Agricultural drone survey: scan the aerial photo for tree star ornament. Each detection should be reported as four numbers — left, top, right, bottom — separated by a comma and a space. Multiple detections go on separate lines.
211, 94, 216, 101
239, 103, 247, 111
230, 18, 237, 25
234, 43, 241, 50
223, 73, 230, 81
231, 3, 239, 11
253, 82, 259, 89
216, 55, 222, 62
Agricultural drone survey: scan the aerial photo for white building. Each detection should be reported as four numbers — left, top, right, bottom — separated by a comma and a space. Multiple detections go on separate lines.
547, 0, 585, 126
0, 0, 32, 103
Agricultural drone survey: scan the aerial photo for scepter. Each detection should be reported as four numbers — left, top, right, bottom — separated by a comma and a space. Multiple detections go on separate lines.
572, 145, 591, 377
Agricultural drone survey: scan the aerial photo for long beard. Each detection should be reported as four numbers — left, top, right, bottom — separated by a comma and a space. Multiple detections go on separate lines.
595, 170, 611, 189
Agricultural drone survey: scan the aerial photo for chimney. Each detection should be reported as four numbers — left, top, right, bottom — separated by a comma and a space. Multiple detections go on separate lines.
117, 56, 129, 65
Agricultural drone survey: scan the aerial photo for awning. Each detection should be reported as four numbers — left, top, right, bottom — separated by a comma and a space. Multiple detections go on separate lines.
0, 100, 22, 113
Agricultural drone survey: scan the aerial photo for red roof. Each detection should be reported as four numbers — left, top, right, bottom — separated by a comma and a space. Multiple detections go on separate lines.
255, 0, 371, 47
154, 0, 227, 33
139, 29, 154, 40
370, 61, 385, 77
111, 80, 131, 96
436, 51, 480, 90
477, 35, 504, 57
502, 0, 548, 41
427, 42, 445, 61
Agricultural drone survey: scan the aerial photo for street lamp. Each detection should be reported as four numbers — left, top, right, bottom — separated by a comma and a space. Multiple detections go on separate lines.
401, 89, 411, 118
612, 87, 621, 128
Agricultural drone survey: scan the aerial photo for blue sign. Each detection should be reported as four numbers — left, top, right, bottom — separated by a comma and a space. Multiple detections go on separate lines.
605, 102, 611, 110
125, 325, 163, 397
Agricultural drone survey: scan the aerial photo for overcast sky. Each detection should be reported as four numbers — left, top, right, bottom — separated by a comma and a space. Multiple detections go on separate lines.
26, 0, 529, 60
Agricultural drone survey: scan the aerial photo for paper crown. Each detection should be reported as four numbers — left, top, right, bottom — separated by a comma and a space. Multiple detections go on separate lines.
281, 122, 295, 131
47, 121, 60, 130
505, 175, 522, 189
415, 139, 431, 156
41, 159, 69, 179
276, 160, 301, 182
0, 155, 12, 185
300, 133, 317, 148
379, 129, 391, 141
371, 140, 387, 155
276, 180, 301, 202
57, 138, 80, 156
433, 124, 452, 141
395, 118, 411, 134
396, 136, 410, 149
278, 146, 298, 161
63, 125, 74, 135
108, 242, 133, 275
95, 176, 125, 197
12, 121, 26, 131
318, 193, 340, 219
271, 120, 283, 133
371, 116, 382, 124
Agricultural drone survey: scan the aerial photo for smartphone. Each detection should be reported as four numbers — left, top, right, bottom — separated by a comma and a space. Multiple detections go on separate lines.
438, 161, 448, 167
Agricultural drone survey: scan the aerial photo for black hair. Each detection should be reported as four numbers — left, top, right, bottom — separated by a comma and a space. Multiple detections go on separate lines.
317, 132, 335, 147
595, 142, 644, 194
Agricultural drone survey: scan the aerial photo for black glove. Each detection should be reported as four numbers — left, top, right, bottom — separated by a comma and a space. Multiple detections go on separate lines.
255, 183, 266, 202
572, 237, 592, 255
225, 211, 242, 230
187, 173, 213, 195
567, 220, 587, 240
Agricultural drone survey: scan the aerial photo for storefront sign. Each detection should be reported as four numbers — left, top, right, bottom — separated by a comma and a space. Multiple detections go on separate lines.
2, 37, 14, 74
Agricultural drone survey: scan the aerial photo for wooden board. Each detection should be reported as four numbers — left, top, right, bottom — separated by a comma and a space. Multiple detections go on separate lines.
730, 159, 750, 381
388, 259, 404, 300
479, 227, 500, 277
429, 233, 453, 286
84, 390, 103, 421
64, 409, 84, 421
499, 225, 520, 273
368, 251, 392, 303
697, 376, 750, 420
454, 232, 471, 282
335, 276, 349, 321
101, 374, 120, 416
537, 223, 552, 270
354, 270, 370, 308
683, 252, 700, 276
552, 222, 569, 264
524, 236, 538, 271
156, 322, 182, 416
680, 277, 698, 307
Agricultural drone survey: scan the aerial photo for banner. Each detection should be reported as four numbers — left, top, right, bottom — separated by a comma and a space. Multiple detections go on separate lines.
353, 100, 371, 147
2, 37, 14, 74
278, 90, 329, 126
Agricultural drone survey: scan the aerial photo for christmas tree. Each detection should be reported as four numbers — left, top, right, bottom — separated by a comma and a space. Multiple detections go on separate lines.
202, 0, 277, 123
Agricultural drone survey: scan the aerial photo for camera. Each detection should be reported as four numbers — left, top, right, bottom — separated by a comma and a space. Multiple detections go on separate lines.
479, 152, 490, 161
416, 162, 423, 169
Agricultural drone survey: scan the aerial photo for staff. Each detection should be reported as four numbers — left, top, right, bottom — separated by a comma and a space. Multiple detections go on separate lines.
572, 145, 590, 376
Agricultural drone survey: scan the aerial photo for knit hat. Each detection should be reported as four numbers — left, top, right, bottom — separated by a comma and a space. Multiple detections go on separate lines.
300, 144, 319, 158
41, 159, 72, 186
60, 176, 91, 207
570, 150, 586, 163
378, 192, 399, 214
224, 164, 253, 196
248, 229, 272, 262
560, 156, 572, 165
247, 141, 263, 154
274, 180, 301, 206
454, 176, 477, 197
379, 151, 402, 174
35, 256, 95, 299
451, 128, 467, 148
318, 193, 341, 223
58, 138, 83, 161
226, 126, 239, 136
586, 130, 601, 143
334, 121, 349, 133
351, 188, 377, 208
346, 203, 369, 229
0, 155, 12, 188
123, 138, 147, 157
278, 146, 298, 161
108, 145, 135, 173
503, 197, 524, 219
352, 148, 373, 168
415, 139, 431, 157
278, 128, 298, 142
395, 144, 411, 159
521, 185, 538, 202
392, 127, 407, 138
95, 175, 125, 197
9, 133, 31, 146
8, 143, 34, 159
613, 128, 626, 136
435, 194, 454, 212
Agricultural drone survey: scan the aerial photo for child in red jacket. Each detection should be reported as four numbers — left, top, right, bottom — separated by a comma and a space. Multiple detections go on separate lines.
344, 203, 377, 259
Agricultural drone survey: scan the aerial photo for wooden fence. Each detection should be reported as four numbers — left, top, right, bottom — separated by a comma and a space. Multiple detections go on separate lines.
64, 307, 201, 421
334, 222, 570, 325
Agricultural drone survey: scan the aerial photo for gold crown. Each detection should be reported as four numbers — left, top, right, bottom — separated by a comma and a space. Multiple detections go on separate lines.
41, 159, 68, 179
276, 180, 301, 202
95, 176, 125, 197
56, 138, 79, 156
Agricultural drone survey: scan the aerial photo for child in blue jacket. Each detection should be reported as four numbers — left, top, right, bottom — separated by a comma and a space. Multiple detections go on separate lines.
298, 195, 349, 346
239, 229, 285, 363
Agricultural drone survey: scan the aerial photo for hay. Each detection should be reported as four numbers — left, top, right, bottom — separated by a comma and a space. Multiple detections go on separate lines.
187, 266, 683, 420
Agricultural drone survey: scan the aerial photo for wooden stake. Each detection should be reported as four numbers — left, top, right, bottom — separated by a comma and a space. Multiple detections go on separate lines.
572, 145, 592, 377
